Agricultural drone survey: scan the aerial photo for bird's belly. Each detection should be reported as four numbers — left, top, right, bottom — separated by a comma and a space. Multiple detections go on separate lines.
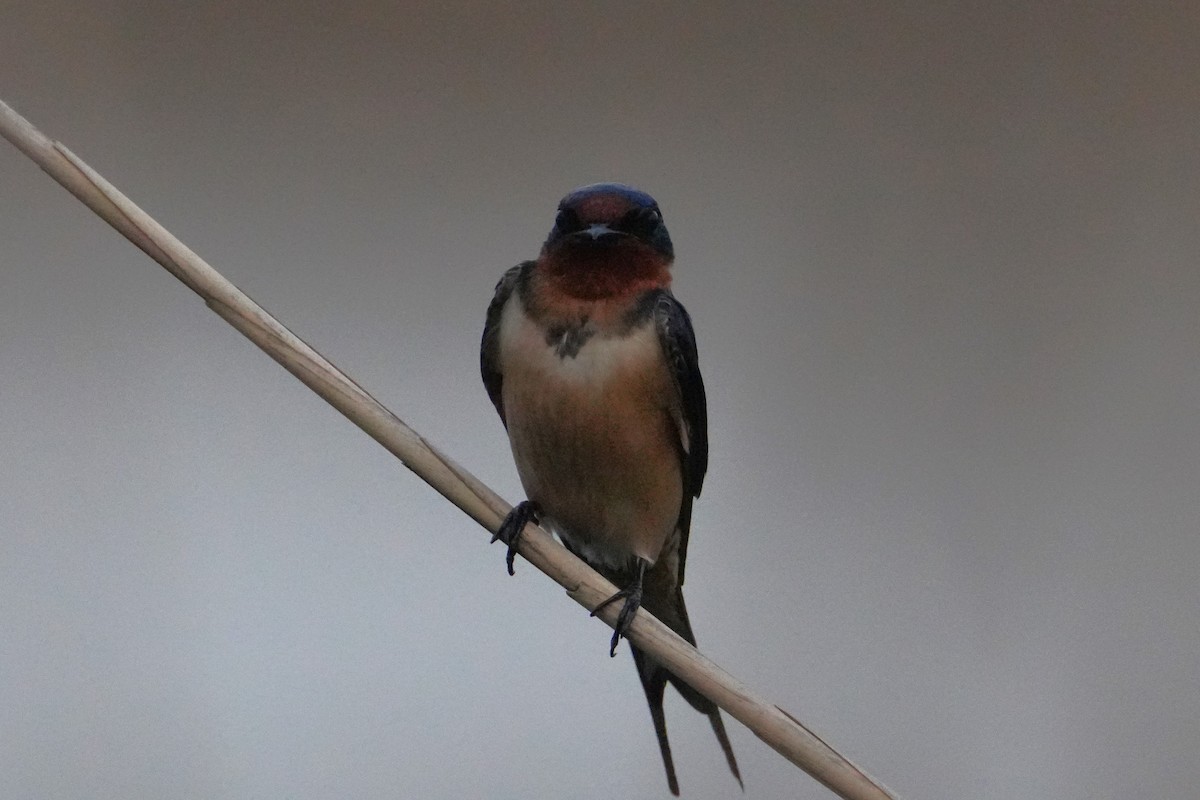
501, 327, 682, 569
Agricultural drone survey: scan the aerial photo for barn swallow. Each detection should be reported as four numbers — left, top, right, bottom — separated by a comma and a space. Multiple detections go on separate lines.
480, 183, 742, 795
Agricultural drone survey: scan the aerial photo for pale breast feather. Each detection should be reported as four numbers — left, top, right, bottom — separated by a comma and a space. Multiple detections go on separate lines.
497, 293, 664, 390
496, 291, 685, 568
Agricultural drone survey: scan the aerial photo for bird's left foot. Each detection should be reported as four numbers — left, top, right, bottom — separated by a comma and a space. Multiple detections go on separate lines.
492, 500, 540, 576
591, 559, 648, 657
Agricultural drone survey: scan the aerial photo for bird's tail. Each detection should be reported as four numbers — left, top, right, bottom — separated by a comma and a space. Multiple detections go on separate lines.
632, 588, 742, 795
632, 649, 681, 796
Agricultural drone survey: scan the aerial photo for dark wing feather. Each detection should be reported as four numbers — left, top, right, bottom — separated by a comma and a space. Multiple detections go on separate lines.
652, 291, 708, 584
653, 292, 708, 496
649, 296, 741, 791
480, 263, 529, 425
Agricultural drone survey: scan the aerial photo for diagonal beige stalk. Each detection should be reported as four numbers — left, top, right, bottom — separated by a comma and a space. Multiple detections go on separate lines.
0, 97, 896, 800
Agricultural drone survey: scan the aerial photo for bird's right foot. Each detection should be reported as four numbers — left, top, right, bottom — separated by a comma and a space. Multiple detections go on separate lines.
492, 500, 540, 576
591, 558, 648, 656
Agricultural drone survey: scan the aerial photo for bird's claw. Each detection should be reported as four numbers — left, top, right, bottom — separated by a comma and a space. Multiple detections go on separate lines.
492, 500, 540, 575
591, 562, 646, 656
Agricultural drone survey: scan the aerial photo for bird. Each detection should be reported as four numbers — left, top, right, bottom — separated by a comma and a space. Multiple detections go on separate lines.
480, 182, 742, 795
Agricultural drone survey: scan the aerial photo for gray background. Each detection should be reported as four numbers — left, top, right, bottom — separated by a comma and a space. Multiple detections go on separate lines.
2, 3, 1198, 799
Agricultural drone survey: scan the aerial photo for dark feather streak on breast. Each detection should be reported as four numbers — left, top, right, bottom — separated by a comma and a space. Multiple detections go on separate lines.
540, 291, 659, 360
546, 319, 595, 359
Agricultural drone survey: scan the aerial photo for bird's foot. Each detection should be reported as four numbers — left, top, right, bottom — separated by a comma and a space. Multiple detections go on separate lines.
492, 500, 540, 576
590, 559, 648, 657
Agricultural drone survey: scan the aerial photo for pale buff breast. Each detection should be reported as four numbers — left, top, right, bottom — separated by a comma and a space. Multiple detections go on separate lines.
497, 295, 684, 569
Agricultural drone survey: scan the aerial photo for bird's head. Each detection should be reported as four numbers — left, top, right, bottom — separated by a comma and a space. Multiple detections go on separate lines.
536, 183, 674, 302
542, 182, 674, 262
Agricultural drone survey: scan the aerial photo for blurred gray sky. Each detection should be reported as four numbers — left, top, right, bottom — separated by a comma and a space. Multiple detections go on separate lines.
2, 3, 1198, 799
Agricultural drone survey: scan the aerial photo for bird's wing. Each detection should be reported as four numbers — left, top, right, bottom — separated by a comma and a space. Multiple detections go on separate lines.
480, 263, 529, 425
653, 290, 708, 497
653, 291, 709, 584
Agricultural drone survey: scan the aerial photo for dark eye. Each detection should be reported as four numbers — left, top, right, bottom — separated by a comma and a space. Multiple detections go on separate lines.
554, 208, 582, 234
640, 206, 664, 226
620, 206, 661, 237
